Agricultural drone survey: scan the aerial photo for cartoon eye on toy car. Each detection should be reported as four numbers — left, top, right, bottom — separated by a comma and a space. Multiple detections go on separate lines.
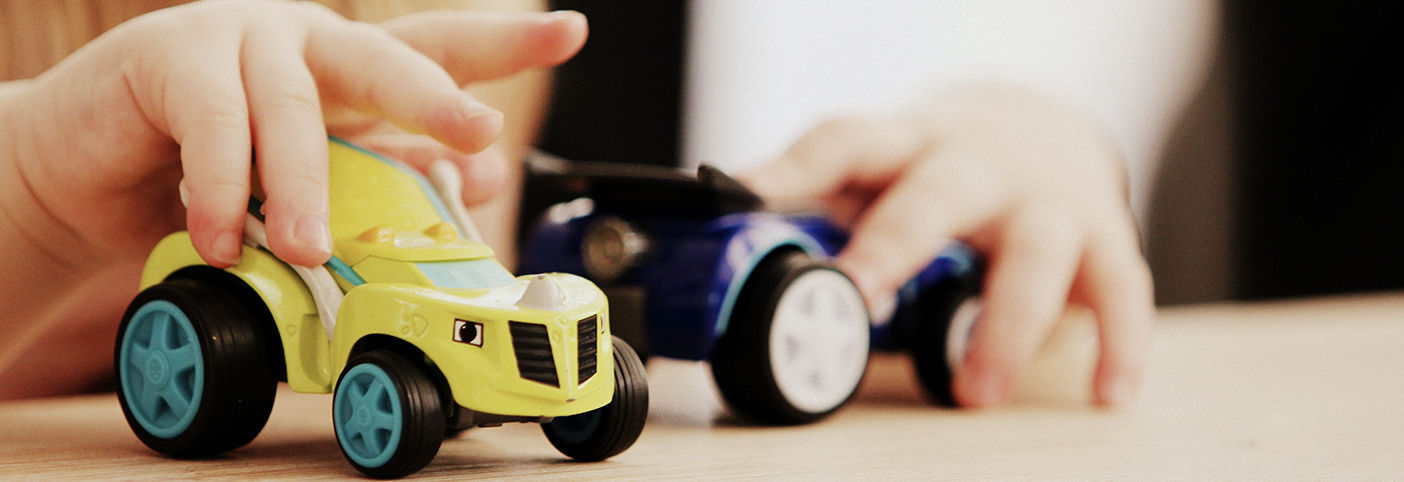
115, 139, 648, 479
519, 154, 984, 425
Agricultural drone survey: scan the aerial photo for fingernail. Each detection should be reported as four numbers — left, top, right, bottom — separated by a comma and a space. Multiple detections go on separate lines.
547, 9, 582, 20
459, 96, 500, 120
294, 215, 333, 255
1098, 374, 1137, 407
213, 231, 242, 266
956, 369, 1010, 408
452, 97, 504, 147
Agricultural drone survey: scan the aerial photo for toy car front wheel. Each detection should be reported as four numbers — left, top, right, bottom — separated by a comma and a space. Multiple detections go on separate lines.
115, 275, 279, 457
711, 250, 871, 425
543, 336, 648, 461
334, 350, 446, 479
911, 285, 982, 407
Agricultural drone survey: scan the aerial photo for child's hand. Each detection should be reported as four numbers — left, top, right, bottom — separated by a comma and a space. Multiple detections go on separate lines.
0, 1, 585, 399
2, 0, 585, 273
741, 83, 1154, 408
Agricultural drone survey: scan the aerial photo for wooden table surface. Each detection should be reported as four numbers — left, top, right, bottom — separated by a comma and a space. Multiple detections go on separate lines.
3, 293, 1403, 480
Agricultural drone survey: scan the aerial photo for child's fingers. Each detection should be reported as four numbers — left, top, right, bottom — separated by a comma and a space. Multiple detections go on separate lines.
832, 149, 1007, 304
950, 205, 1085, 408
744, 115, 943, 302
242, 21, 332, 267
160, 36, 252, 269
739, 115, 928, 203
1080, 225, 1155, 406
381, 10, 588, 86
306, 21, 503, 155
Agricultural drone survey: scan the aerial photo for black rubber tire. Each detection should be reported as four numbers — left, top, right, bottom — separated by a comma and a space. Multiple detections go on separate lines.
910, 279, 982, 407
543, 336, 648, 461
115, 275, 279, 458
710, 250, 869, 425
334, 350, 446, 479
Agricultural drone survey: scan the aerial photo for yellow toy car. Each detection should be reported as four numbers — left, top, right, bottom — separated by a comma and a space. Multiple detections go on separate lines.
115, 139, 648, 478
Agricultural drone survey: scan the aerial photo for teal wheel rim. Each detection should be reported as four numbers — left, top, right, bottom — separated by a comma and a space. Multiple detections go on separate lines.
119, 300, 205, 439
335, 363, 404, 468
547, 409, 602, 444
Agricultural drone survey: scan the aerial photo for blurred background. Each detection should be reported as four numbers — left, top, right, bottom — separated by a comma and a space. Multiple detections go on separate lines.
5, 0, 1399, 307
534, 0, 1404, 306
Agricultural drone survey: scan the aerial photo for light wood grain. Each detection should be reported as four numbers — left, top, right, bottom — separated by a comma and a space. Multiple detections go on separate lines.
3, 293, 1403, 480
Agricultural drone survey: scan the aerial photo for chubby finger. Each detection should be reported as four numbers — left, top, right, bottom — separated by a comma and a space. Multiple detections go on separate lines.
740, 115, 927, 203
1080, 225, 1155, 406
381, 10, 588, 85
160, 34, 252, 269
951, 205, 1084, 408
834, 148, 1007, 302
243, 21, 332, 267
354, 134, 509, 207
307, 20, 503, 154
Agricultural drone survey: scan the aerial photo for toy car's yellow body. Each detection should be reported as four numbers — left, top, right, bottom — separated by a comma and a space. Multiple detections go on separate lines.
140, 140, 613, 416
118, 139, 646, 478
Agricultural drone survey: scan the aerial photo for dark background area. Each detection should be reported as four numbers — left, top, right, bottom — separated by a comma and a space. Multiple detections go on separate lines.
1225, 0, 1404, 300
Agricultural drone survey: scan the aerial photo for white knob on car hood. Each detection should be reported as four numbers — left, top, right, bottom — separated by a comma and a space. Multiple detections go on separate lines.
517, 274, 567, 311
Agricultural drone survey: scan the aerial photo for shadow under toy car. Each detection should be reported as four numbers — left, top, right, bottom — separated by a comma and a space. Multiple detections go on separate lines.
519, 154, 983, 425
116, 139, 647, 478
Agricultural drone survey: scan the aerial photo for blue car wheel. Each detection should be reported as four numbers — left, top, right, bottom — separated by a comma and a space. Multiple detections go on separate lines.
115, 273, 279, 457
712, 250, 871, 425
910, 278, 983, 407
334, 350, 445, 478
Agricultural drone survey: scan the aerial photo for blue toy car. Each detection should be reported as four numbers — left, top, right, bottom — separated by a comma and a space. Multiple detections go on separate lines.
519, 154, 983, 424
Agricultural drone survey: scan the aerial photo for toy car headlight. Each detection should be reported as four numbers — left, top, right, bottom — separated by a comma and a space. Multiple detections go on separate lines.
582, 216, 650, 282
453, 319, 483, 346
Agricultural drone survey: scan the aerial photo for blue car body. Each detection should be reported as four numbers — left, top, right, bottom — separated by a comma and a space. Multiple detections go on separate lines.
521, 210, 981, 361
518, 154, 985, 416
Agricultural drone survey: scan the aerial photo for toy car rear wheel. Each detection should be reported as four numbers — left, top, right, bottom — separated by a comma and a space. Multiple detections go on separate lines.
911, 282, 982, 407
711, 250, 871, 425
543, 336, 648, 461
115, 275, 279, 457
334, 350, 446, 479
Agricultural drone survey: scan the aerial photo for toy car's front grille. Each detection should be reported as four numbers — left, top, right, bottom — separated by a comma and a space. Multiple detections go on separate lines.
578, 315, 598, 383
509, 321, 559, 387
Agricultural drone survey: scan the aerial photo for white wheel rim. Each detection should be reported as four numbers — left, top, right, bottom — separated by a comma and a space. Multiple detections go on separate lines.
769, 269, 870, 414
946, 297, 982, 369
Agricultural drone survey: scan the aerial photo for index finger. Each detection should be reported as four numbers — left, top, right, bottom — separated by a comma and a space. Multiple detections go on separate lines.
307, 20, 504, 154
381, 10, 588, 86
834, 148, 1008, 302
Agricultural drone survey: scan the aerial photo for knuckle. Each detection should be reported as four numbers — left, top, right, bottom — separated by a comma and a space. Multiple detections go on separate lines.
256, 86, 322, 116
186, 179, 250, 221
1004, 202, 1082, 259
261, 167, 327, 199
917, 155, 1006, 216
190, 102, 250, 134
